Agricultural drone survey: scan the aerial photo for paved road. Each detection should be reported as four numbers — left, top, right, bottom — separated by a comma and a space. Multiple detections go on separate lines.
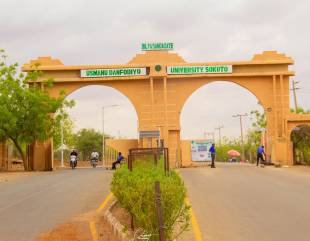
181, 163, 310, 241
0, 168, 112, 241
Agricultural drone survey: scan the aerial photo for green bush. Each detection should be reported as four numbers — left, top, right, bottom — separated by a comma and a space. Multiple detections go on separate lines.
111, 163, 190, 241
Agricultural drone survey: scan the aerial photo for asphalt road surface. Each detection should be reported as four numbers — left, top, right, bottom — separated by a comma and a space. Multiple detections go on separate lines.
181, 163, 310, 241
0, 168, 112, 241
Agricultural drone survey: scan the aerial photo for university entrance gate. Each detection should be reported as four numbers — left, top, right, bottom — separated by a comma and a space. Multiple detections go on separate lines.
20, 43, 310, 170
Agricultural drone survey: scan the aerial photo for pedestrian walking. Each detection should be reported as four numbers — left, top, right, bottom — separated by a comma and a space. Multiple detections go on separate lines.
209, 143, 216, 168
256, 145, 265, 166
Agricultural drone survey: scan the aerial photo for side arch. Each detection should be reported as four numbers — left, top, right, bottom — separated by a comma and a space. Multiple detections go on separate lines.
179, 79, 268, 115
289, 123, 310, 165
45, 81, 142, 124
176, 77, 273, 115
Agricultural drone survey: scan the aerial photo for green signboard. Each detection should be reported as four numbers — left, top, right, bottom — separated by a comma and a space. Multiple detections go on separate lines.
141, 42, 174, 51
81, 68, 147, 78
167, 65, 232, 75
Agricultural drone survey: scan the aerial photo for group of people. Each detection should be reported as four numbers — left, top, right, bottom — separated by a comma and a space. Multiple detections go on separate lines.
69, 144, 266, 169
208, 143, 267, 168
69, 149, 124, 169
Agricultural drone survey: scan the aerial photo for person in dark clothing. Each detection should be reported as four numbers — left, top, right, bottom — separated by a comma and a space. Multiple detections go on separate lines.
70, 149, 78, 167
70, 150, 78, 157
112, 152, 124, 170
209, 143, 216, 168
257, 145, 265, 166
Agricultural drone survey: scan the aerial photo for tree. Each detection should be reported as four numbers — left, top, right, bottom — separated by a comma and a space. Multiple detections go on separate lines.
290, 107, 310, 114
250, 110, 266, 129
73, 128, 103, 161
289, 107, 310, 164
53, 113, 75, 150
0, 50, 73, 170
243, 110, 267, 162
291, 125, 310, 164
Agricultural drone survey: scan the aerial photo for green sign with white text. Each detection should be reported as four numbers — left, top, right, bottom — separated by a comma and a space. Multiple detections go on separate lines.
81, 68, 147, 78
141, 42, 174, 51
167, 65, 232, 75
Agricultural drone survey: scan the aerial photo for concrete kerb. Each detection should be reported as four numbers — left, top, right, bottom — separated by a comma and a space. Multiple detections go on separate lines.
103, 199, 131, 241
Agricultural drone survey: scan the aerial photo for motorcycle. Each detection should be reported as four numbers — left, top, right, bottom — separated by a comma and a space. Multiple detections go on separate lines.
70, 155, 77, 169
91, 158, 98, 168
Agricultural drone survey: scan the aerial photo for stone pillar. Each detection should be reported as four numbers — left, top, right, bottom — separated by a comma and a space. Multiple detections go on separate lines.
31, 139, 53, 171
0, 141, 8, 170
167, 130, 180, 168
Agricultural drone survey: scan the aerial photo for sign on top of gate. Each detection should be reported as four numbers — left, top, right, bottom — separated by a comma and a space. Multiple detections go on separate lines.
167, 65, 233, 75
81, 67, 147, 78
141, 42, 174, 51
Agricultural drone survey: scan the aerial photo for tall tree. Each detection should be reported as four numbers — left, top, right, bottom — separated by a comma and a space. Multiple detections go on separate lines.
290, 106, 310, 164
73, 128, 104, 161
250, 110, 266, 129
0, 49, 73, 170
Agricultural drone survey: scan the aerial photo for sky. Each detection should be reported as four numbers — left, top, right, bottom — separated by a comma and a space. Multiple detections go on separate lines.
1, 0, 310, 140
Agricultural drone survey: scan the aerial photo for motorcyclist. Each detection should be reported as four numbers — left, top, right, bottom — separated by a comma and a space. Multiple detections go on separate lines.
90, 149, 99, 165
70, 149, 78, 167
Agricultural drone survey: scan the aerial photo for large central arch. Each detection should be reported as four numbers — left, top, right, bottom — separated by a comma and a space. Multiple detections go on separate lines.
21, 48, 310, 170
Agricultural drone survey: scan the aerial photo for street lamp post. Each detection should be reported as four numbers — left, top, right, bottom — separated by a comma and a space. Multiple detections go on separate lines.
102, 105, 119, 163
60, 119, 64, 167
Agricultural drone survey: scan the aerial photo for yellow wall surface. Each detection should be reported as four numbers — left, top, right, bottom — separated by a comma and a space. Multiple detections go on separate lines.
106, 139, 138, 157
181, 140, 191, 167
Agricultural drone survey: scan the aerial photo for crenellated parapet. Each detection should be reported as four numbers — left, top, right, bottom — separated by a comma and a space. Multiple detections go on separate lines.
22, 57, 63, 71
252, 51, 294, 63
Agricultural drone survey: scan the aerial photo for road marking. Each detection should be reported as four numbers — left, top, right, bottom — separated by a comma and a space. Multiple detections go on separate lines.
89, 220, 98, 241
89, 192, 113, 241
97, 192, 113, 213
177, 169, 203, 240
186, 198, 203, 241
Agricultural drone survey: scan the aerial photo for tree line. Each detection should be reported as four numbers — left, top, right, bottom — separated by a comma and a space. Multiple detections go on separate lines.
0, 50, 73, 170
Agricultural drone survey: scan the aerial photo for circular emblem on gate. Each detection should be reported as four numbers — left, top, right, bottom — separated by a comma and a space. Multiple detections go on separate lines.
155, 65, 162, 72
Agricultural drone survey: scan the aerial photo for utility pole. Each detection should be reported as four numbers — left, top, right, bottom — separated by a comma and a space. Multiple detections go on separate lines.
232, 113, 248, 161
214, 125, 224, 146
291, 80, 299, 113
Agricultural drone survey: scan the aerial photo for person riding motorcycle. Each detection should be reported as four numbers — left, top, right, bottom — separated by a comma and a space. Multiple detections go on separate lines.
70, 149, 78, 168
90, 150, 99, 167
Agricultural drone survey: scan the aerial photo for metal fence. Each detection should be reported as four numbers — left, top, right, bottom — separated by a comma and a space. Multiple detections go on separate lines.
103, 146, 119, 169
127, 148, 169, 174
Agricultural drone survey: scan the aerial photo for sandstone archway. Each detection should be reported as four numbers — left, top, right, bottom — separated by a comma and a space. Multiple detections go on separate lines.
21, 46, 310, 170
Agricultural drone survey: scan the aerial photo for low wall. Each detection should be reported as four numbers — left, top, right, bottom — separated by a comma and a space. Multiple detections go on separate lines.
181, 140, 210, 167
106, 139, 138, 157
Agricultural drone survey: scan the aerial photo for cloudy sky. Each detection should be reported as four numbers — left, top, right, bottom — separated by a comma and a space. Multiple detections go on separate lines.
1, 0, 310, 140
